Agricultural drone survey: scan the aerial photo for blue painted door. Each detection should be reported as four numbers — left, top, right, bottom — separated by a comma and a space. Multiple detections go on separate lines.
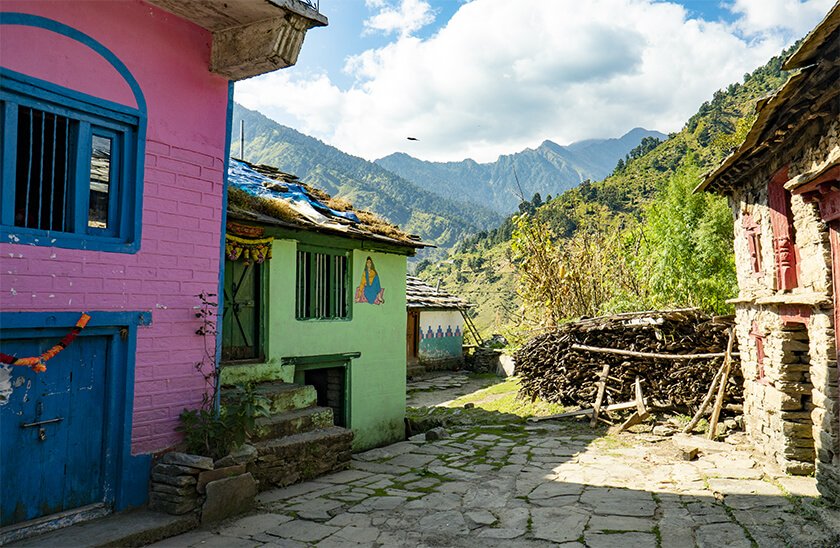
0, 333, 109, 527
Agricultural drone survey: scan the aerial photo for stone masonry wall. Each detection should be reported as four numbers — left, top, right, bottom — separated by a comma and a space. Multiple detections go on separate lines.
729, 114, 840, 502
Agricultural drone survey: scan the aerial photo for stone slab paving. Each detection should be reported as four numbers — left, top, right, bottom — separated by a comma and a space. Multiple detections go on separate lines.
151, 424, 840, 547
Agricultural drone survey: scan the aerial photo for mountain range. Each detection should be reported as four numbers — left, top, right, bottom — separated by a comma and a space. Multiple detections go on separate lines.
230, 104, 663, 253
375, 127, 666, 214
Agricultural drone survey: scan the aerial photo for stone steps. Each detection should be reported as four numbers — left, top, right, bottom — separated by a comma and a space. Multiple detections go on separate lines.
253, 406, 335, 441
251, 381, 319, 414
224, 381, 354, 490
249, 426, 354, 489
9, 509, 198, 548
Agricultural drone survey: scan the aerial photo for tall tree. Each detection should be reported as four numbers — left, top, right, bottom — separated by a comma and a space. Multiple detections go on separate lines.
634, 161, 736, 313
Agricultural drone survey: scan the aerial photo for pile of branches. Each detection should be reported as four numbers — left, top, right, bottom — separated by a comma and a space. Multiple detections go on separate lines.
514, 309, 742, 410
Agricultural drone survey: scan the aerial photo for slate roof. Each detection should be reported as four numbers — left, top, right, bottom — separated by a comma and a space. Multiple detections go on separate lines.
406, 276, 471, 310
698, 4, 839, 194
227, 158, 430, 249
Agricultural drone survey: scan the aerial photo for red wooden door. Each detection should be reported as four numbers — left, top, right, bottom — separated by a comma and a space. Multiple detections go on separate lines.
407, 311, 419, 362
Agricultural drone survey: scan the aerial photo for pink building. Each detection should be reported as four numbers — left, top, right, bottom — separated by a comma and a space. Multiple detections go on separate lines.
0, 0, 325, 537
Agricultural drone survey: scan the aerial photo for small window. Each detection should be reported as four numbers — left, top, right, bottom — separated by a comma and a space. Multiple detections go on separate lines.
88, 133, 117, 234
742, 212, 762, 274
750, 321, 766, 381
296, 247, 349, 320
1, 70, 142, 251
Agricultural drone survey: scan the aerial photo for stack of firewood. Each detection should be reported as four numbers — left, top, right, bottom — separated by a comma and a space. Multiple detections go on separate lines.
514, 309, 742, 411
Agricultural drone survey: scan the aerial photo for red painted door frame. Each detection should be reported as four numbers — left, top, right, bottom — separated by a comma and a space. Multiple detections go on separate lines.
831, 221, 840, 364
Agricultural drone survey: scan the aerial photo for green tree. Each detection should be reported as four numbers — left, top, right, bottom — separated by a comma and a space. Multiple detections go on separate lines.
635, 162, 736, 313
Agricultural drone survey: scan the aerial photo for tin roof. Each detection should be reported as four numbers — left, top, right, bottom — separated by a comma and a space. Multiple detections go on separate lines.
227, 159, 430, 249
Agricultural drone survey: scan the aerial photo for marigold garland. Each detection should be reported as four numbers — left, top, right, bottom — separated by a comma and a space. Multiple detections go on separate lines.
0, 313, 91, 373
225, 234, 273, 265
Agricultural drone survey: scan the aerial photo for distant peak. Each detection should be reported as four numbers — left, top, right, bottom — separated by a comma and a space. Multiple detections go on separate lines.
621, 127, 666, 139
538, 139, 565, 152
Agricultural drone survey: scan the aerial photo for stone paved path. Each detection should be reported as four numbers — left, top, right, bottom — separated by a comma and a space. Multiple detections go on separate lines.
406, 373, 498, 408
151, 422, 839, 547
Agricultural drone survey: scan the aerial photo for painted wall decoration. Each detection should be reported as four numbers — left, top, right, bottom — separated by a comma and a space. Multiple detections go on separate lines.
418, 310, 464, 361
355, 256, 385, 305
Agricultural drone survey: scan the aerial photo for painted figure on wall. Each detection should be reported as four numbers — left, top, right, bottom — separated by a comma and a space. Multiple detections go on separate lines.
355, 256, 385, 305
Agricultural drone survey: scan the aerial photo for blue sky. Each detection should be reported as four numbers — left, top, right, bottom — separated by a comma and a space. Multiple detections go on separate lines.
236, 0, 833, 162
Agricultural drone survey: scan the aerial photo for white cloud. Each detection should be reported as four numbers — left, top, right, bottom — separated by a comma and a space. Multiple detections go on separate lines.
727, 0, 834, 38
363, 0, 436, 38
235, 0, 832, 163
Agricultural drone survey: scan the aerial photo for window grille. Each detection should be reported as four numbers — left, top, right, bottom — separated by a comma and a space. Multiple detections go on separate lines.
296, 248, 349, 320
13, 107, 72, 232
1, 69, 142, 251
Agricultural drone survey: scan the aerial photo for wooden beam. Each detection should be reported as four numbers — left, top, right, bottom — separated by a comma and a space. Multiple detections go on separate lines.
527, 400, 641, 422
570, 344, 732, 360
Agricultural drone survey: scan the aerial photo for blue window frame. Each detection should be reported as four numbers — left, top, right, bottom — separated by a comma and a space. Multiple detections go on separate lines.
0, 69, 144, 252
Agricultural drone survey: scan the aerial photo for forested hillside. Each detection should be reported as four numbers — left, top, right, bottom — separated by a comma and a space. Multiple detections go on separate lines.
375, 128, 666, 214
417, 45, 795, 337
230, 105, 503, 256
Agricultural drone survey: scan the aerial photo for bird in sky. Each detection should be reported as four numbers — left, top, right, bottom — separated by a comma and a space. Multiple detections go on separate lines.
406, 137, 419, 141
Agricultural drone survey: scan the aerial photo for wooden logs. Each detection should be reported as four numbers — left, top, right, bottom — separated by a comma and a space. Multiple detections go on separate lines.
514, 309, 742, 410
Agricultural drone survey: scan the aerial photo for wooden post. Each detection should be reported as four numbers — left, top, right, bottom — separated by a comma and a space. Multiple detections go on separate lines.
590, 364, 610, 427
708, 328, 736, 440
682, 361, 725, 433
618, 377, 650, 432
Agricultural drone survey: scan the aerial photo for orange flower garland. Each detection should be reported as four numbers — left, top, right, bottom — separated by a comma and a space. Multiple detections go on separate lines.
0, 313, 91, 373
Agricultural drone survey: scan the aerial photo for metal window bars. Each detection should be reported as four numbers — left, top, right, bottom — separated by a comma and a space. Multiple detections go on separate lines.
296, 249, 348, 319
14, 106, 72, 232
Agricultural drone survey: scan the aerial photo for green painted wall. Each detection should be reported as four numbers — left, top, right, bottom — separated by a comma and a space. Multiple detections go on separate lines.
221, 236, 408, 451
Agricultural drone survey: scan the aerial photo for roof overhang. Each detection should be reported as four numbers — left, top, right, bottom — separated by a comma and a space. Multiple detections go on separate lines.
697, 4, 839, 195
146, 0, 328, 80
783, 4, 840, 70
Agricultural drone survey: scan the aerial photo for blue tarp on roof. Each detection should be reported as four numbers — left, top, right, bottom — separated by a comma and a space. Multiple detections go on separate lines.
228, 158, 360, 224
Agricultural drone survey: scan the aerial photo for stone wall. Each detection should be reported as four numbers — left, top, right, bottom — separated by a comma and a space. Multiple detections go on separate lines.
149, 452, 258, 525
728, 114, 840, 502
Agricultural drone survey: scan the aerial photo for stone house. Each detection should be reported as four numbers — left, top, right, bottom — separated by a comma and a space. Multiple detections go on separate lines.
699, 5, 839, 503
221, 160, 428, 452
0, 1, 325, 538
406, 275, 471, 376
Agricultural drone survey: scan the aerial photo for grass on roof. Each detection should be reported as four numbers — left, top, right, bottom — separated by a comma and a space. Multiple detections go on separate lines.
228, 186, 302, 224
233, 163, 417, 244
355, 209, 414, 242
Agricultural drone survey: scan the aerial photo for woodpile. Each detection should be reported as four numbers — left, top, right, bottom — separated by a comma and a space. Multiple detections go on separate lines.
514, 309, 742, 411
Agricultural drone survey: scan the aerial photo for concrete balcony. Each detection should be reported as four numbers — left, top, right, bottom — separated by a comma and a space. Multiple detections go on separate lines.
146, 0, 328, 80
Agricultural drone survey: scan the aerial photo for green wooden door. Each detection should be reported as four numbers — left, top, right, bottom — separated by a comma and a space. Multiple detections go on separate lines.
222, 259, 261, 361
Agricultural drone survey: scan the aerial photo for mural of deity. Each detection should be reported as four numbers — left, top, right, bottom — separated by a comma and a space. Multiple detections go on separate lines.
355, 256, 385, 305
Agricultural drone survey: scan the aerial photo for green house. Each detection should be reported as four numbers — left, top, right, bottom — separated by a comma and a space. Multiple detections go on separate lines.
220, 160, 427, 451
